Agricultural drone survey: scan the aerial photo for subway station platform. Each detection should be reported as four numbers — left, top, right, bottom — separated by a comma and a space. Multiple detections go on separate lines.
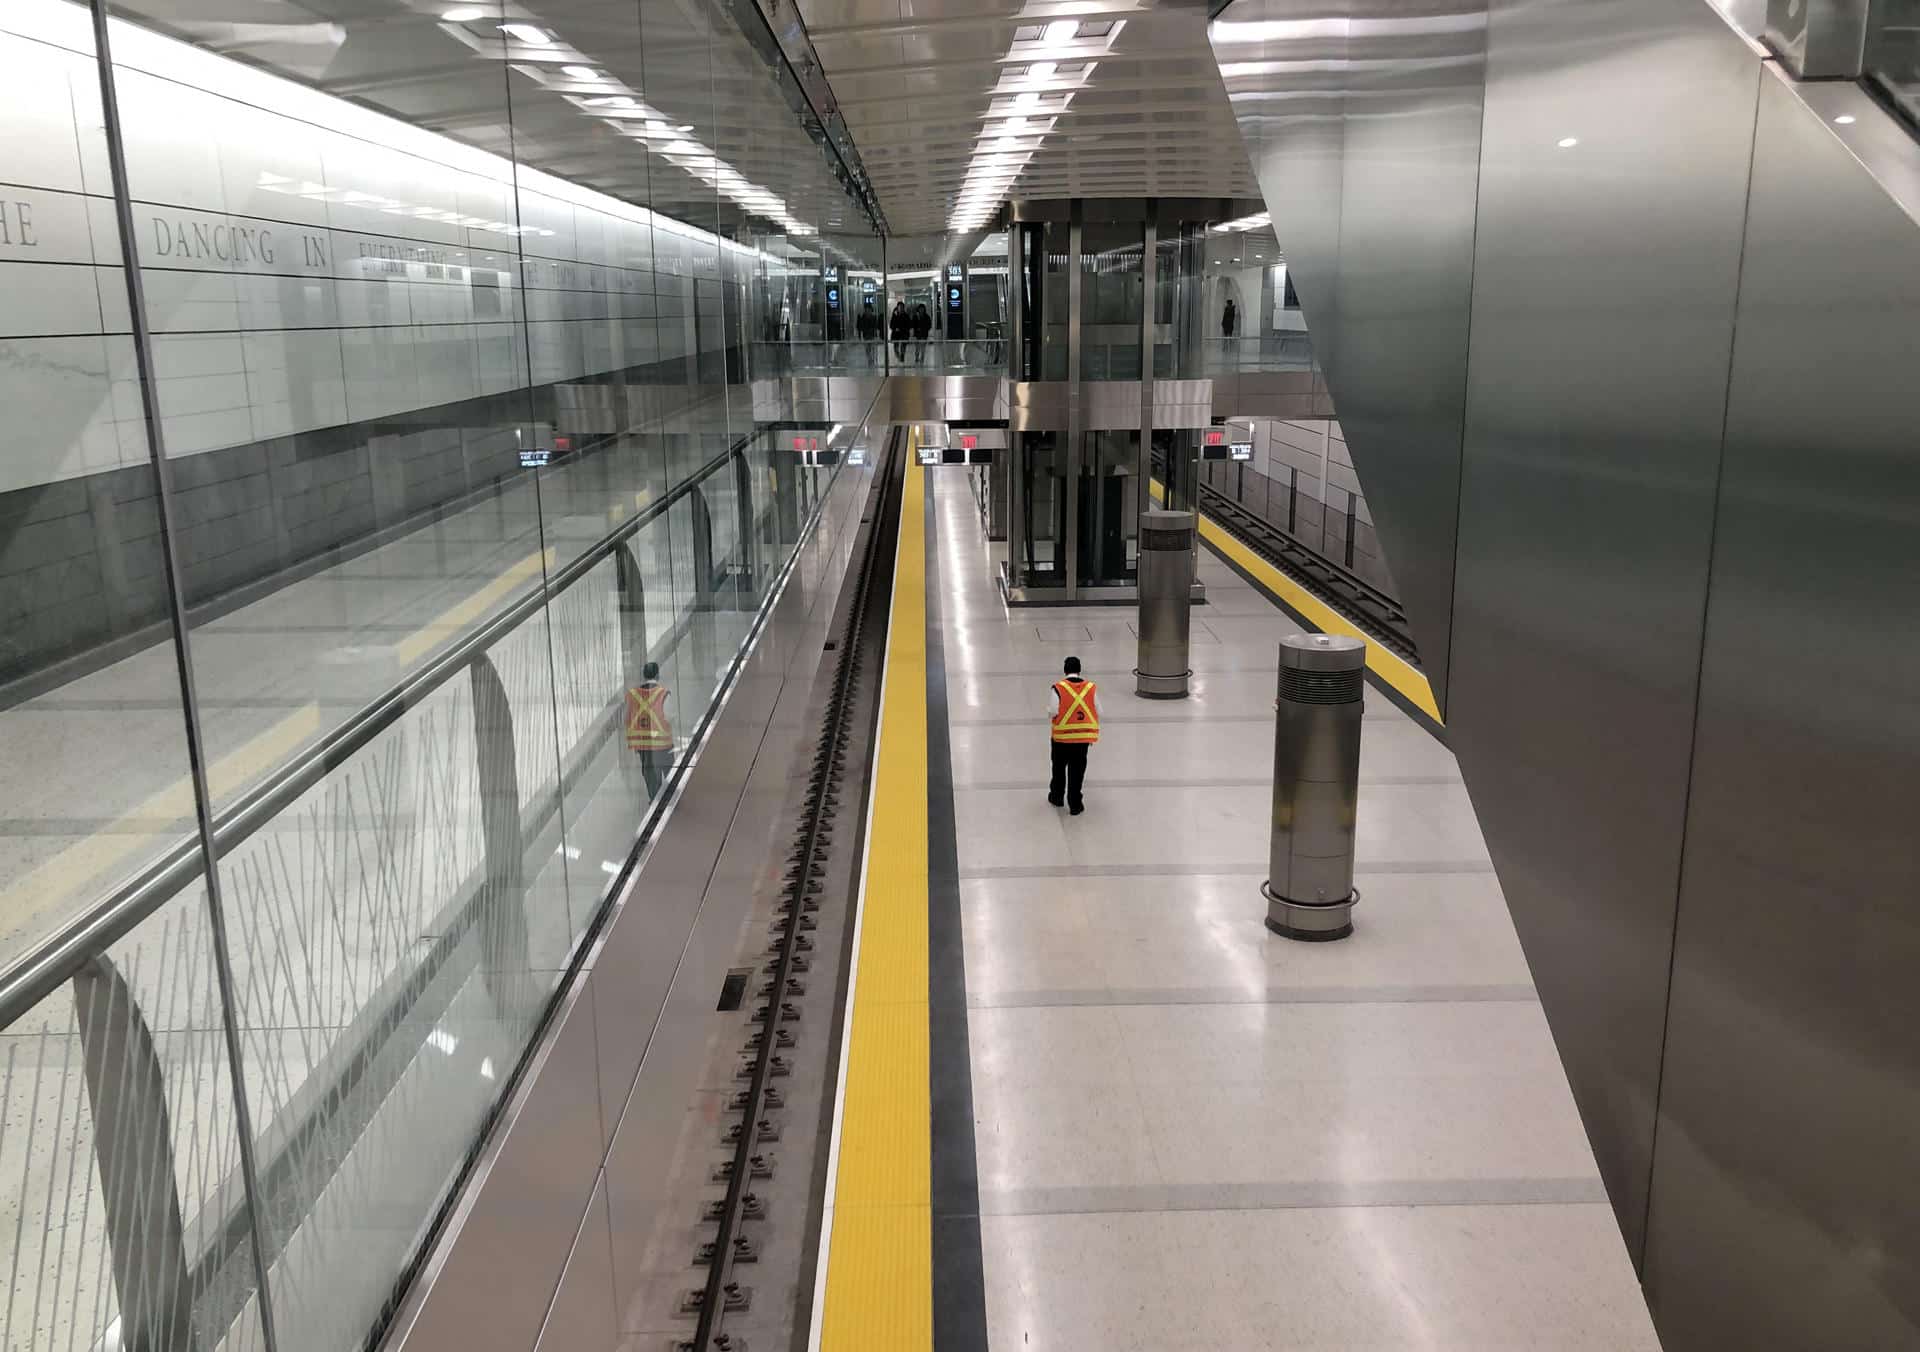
813, 456, 1663, 1349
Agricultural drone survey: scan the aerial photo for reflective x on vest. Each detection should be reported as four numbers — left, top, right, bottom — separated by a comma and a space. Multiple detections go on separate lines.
626, 684, 672, 751
1051, 679, 1100, 743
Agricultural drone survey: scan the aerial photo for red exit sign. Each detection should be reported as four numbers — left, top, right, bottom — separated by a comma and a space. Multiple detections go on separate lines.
959, 434, 977, 451
1204, 428, 1226, 447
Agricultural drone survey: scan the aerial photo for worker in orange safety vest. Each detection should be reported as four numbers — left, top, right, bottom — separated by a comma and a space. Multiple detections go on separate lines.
626, 661, 673, 797
1046, 655, 1100, 815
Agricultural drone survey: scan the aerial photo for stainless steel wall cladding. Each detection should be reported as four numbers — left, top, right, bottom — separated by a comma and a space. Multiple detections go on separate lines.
1217, 0, 1485, 715
1452, 0, 1760, 1263
1215, 0, 1920, 1343
1646, 68, 1920, 1351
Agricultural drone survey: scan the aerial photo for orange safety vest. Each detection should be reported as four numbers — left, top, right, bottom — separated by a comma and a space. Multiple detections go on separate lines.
1050, 678, 1100, 744
625, 683, 672, 751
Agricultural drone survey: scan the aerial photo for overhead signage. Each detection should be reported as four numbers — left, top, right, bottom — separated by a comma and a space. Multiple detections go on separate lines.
519, 448, 552, 468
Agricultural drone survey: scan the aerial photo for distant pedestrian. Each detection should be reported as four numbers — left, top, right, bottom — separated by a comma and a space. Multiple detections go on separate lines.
1222, 298, 1238, 337
1046, 655, 1100, 815
911, 302, 932, 364
890, 300, 910, 363
626, 661, 673, 798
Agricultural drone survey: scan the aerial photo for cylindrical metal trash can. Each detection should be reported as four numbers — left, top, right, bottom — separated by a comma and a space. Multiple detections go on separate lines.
1134, 509, 1196, 699
1264, 633, 1366, 940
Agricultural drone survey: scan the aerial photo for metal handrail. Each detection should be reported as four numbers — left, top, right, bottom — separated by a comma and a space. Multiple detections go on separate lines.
0, 434, 755, 1031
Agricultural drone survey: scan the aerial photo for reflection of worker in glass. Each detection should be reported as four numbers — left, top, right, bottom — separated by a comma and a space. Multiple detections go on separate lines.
1221, 297, 1238, 337
626, 661, 673, 798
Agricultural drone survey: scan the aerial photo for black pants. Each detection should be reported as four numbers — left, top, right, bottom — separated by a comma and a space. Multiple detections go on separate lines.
638, 748, 669, 799
1048, 742, 1089, 810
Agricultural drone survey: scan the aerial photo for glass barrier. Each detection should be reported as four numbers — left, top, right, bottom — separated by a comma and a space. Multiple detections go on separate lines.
0, 0, 885, 1348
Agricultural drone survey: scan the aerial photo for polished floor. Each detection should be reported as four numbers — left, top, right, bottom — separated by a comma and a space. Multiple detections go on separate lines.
929, 471, 1662, 1350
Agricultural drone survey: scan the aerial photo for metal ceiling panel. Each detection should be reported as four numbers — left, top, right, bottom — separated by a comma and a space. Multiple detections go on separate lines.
796, 0, 1256, 233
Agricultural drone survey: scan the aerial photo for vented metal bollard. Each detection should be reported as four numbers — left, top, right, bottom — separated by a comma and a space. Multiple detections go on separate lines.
1264, 633, 1366, 940
1134, 509, 1196, 698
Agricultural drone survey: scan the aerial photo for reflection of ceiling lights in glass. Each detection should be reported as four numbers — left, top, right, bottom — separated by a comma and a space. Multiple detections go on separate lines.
502, 19, 829, 237
441, 7, 486, 20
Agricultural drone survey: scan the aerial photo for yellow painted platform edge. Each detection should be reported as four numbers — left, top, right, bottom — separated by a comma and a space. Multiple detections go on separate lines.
810, 434, 934, 1351
1151, 479, 1441, 723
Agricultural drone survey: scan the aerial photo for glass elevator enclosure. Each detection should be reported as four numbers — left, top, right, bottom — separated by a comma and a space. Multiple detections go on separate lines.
1001, 198, 1264, 603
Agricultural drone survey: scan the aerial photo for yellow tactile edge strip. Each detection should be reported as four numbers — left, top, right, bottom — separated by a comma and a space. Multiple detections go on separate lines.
1152, 479, 1443, 724
809, 436, 933, 1351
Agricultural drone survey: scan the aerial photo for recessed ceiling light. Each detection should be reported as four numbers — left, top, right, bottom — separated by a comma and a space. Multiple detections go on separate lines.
1029, 61, 1057, 80
500, 22, 552, 44
1043, 19, 1079, 45
1557, 136, 1579, 148
1834, 114, 1857, 125
561, 64, 599, 80
441, 6, 486, 20
677, 124, 694, 132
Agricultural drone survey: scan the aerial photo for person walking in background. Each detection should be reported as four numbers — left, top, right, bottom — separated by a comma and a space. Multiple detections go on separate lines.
626, 661, 673, 799
856, 301, 879, 365
1222, 297, 1238, 337
912, 301, 933, 365
1046, 655, 1100, 815
890, 300, 910, 364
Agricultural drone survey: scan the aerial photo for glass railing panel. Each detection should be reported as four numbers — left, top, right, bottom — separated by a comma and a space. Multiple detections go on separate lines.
0, 880, 269, 1352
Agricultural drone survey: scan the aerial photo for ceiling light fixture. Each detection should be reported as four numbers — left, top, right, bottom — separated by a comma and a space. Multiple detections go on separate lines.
561, 64, 600, 80
1042, 19, 1080, 45
1028, 60, 1057, 80
1557, 135, 1579, 148
441, 6, 486, 20
1834, 113, 1856, 125
499, 22, 552, 44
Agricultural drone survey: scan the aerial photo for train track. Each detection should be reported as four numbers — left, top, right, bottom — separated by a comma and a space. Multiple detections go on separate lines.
680, 427, 904, 1352
1194, 479, 1422, 665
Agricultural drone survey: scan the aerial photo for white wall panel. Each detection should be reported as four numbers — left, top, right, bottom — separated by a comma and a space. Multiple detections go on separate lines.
0, 0, 776, 494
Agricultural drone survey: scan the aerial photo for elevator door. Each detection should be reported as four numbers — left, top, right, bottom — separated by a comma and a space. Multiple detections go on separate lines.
1018, 431, 1067, 587
1078, 430, 1140, 587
